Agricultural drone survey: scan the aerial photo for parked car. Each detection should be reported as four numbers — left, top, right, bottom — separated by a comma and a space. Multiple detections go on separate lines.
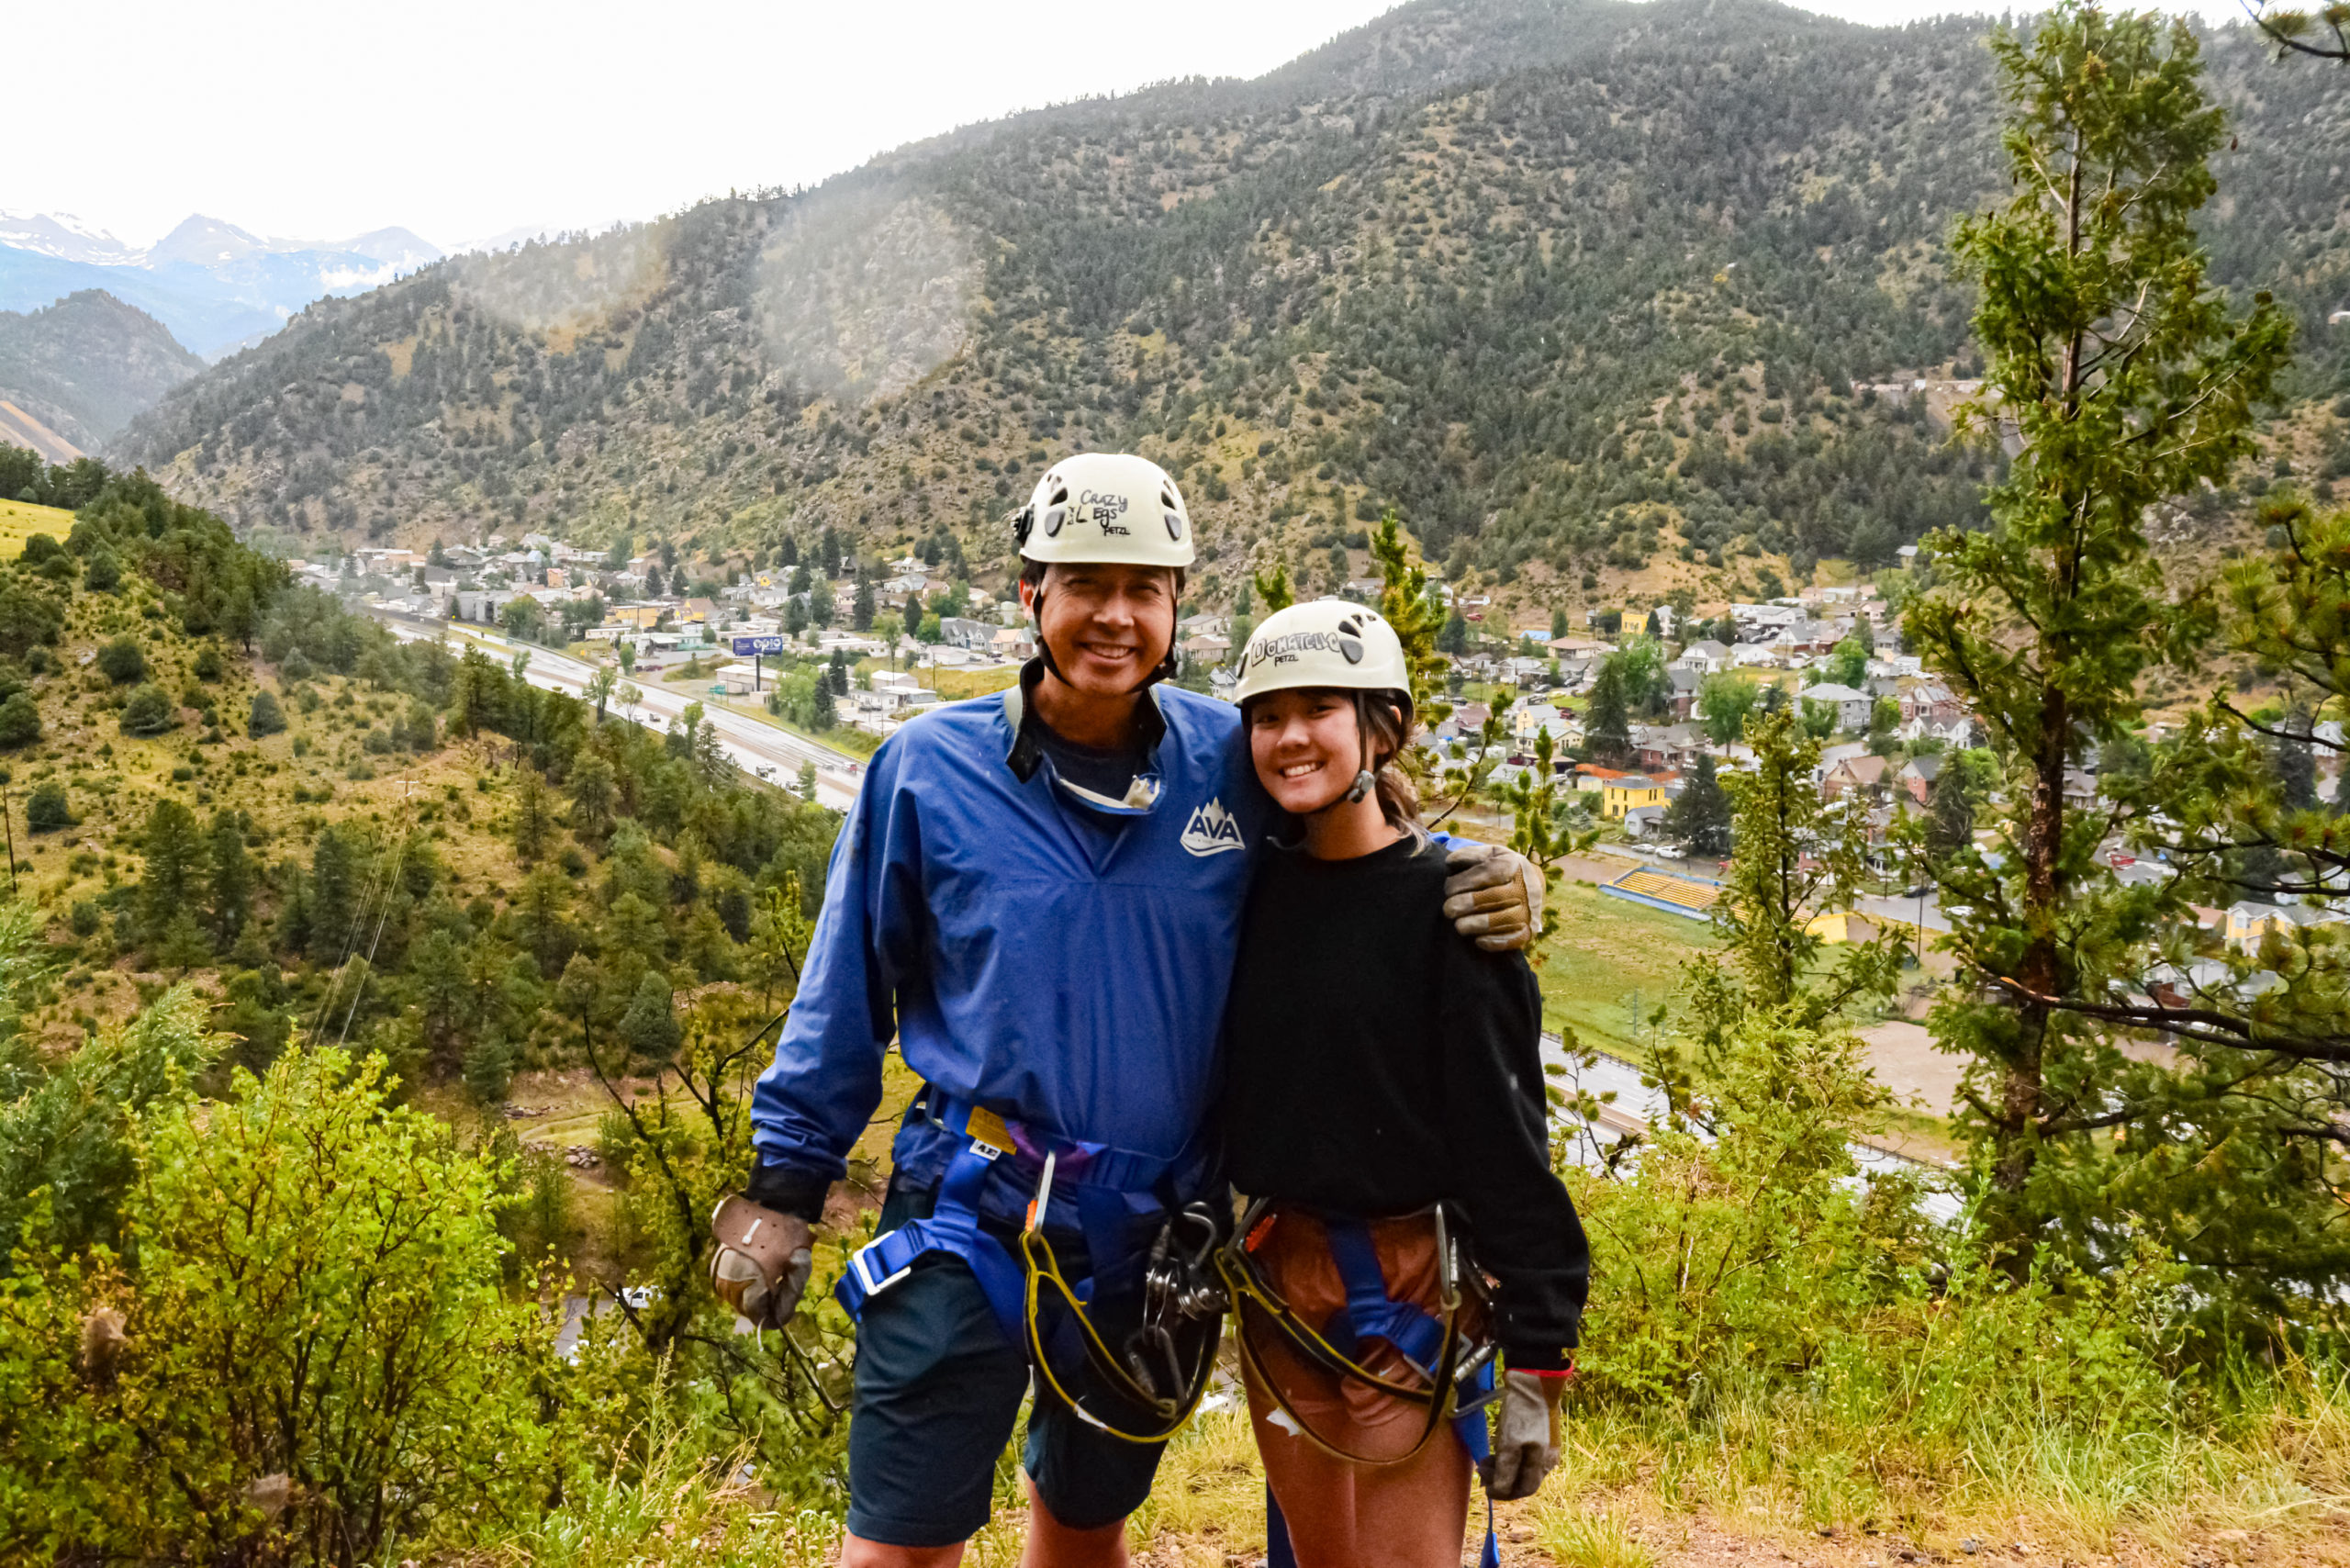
1654, 845, 1687, 860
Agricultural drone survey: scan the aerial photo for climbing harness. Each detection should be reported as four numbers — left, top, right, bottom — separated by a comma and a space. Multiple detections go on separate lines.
834, 1089, 1226, 1444
1221, 1201, 1505, 1568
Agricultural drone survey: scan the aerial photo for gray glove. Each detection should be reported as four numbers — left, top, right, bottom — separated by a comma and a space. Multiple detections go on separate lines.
1483, 1371, 1562, 1501
709, 1195, 814, 1330
1443, 844, 1543, 952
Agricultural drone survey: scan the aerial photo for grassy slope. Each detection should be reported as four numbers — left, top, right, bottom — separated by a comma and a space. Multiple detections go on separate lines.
8, 578, 569, 1050
0, 498, 73, 555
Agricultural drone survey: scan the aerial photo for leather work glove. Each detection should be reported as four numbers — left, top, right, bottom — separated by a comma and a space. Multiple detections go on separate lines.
709, 1194, 814, 1331
1443, 843, 1543, 952
1483, 1371, 1565, 1501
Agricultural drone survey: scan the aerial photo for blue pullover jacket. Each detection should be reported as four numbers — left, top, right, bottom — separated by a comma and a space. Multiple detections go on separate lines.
749, 663, 1273, 1229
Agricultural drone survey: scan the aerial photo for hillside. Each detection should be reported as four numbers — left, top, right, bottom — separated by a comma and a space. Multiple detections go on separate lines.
111, 0, 2350, 623
0, 452, 838, 1106
0, 290, 204, 458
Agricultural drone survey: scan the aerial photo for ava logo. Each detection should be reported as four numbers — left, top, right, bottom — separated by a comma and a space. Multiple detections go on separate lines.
1180, 798, 1247, 857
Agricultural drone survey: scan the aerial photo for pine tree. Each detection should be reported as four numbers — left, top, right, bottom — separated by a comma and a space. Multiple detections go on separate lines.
1370, 512, 1452, 749
1904, 3, 2289, 1238
207, 811, 252, 945
308, 825, 360, 967
140, 801, 207, 946
1926, 770, 1975, 861
618, 969, 681, 1064
1252, 561, 1294, 614
1584, 657, 1631, 767
156, 908, 212, 972
852, 571, 876, 632
512, 767, 554, 865
1664, 753, 1732, 857
1685, 708, 1898, 1067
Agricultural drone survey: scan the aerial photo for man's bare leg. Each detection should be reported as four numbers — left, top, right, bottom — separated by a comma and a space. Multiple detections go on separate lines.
841, 1537, 963, 1567
1019, 1473, 1129, 1568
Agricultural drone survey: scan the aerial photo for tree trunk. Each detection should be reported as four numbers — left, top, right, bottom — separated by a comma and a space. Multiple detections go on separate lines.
1998, 678, 2069, 1195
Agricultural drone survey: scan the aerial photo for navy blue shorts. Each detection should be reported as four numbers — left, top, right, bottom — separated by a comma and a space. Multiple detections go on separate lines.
844, 1181, 1170, 1547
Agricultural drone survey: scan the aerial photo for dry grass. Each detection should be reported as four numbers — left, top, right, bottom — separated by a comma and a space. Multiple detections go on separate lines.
0, 498, 73, 555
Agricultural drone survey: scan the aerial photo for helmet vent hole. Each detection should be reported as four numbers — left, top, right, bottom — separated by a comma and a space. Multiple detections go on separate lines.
1161, 486, 1179, 510
1164, 510, 1184, 541
1048, 485, 1069, 507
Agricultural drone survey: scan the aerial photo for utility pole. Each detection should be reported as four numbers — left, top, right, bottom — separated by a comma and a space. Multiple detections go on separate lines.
0, 790, 15, 899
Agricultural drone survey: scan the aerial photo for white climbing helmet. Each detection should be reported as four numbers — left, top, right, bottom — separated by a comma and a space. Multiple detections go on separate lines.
1015, 452, 1194, 569
1232, 598, 1414, 723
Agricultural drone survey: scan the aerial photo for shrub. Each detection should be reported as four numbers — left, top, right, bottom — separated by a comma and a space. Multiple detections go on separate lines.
94, 638, 143, 686
17, 534, 60, 565
192, 644, 224, 682
279, 647, 314, 682
23, 781, 69, 832
82, 549, 120, 592
118, 684, 174, 736
0, 1047, 556, 1559
618, 969, 681, 1063
0, 692, 39, 749
247, 689, 285, 737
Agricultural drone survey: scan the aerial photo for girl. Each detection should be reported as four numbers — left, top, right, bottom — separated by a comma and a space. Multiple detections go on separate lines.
1220, 599, 1589, 1568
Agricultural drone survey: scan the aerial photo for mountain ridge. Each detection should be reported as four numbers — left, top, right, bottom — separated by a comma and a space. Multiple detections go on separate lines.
0, 212, 445, 360
109, 0, 2350, 621
0, 290, 202, 460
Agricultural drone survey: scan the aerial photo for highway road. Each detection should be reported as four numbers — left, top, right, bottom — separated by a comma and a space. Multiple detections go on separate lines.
364, 607, 868, 811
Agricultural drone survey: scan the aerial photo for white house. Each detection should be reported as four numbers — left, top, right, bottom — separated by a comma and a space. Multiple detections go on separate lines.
1796, 682, 1874, 733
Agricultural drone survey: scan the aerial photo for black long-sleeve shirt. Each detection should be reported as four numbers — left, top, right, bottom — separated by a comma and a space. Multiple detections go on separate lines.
1219, 834, 1589, 1370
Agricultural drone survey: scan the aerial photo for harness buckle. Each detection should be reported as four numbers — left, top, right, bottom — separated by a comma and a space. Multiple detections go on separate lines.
848, 1239, 913, 1300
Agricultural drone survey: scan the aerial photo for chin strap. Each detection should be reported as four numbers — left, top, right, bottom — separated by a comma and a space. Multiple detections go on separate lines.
1342, 692, 1377, 804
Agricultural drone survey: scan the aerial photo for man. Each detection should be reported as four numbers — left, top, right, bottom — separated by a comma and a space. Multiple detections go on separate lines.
712, 453, 1539, 1568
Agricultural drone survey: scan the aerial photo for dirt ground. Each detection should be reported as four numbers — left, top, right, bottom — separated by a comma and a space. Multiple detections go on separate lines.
1110, 1500, 2348, 1568
1857, 1020, 1963, 1116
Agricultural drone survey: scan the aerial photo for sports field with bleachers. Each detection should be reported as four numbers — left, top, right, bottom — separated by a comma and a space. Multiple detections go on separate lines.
1601, 865, 1722, 920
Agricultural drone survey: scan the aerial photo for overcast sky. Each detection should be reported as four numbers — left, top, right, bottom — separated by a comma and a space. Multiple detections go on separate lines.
8, 0, 2257, 252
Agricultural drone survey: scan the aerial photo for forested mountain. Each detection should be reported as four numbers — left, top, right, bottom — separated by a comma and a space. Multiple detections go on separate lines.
0, 291, 204, 461
114, 0, 2350, 615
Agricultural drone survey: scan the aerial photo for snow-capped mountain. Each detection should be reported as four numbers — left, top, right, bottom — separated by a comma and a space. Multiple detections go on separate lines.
0, 212, 446, 360
0, 212, 142, 266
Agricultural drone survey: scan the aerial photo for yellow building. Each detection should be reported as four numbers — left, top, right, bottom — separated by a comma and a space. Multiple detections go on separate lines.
1600, 776, 1665, 820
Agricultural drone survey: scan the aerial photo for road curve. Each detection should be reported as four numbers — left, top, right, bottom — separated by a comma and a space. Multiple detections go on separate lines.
362, 606, 867, 811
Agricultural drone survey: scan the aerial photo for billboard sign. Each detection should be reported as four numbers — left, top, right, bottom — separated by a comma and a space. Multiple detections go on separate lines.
732, 636, 788, 655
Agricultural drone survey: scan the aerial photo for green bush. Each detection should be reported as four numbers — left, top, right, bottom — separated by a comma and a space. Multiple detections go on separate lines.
23, 781, 69, 832
118, 683, 174, 736
0, 1047, 557, 1560
94, 637, 142, 686
247, 689, 285, 737
0, 691, 39, 749
81, 550, 119, 593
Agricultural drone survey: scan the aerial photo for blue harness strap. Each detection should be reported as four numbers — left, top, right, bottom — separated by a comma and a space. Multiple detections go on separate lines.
834, 1092, 1166, 1350
1315, 1216, 1502, 1568
834, 1137, 1028, 1341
